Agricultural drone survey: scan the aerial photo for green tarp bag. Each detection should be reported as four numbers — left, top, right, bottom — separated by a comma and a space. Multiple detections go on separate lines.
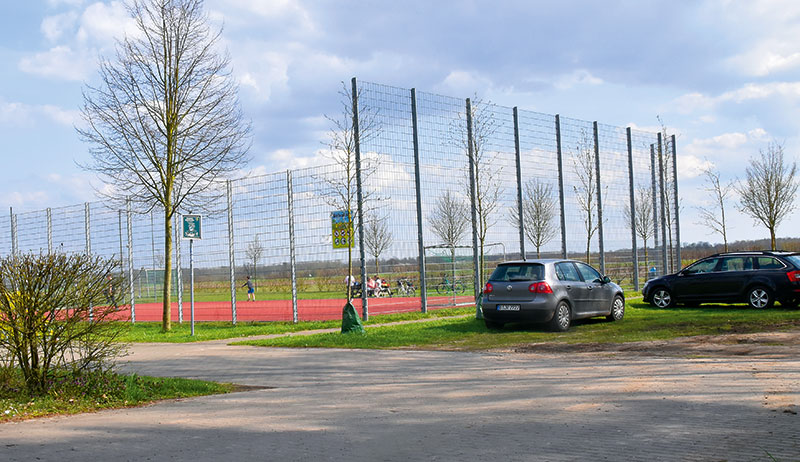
341, 302, 365, 334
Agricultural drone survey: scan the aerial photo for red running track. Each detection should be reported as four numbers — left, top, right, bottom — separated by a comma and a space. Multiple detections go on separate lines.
118, 295, 474, 322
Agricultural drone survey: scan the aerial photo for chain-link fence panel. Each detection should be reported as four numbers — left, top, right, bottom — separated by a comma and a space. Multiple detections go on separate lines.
2, 79, 675, 321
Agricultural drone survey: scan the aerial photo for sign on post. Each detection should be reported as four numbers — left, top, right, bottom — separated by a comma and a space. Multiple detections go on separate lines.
181, 214, 201, 336
331, 210, 353, 249
182, 214, 202, 239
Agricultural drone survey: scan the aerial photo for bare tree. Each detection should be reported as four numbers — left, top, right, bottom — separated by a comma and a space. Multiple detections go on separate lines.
449, 97, 501, 283
572, 130, 599, 264
78, 0, 250, 332
245, 233, 264, 288
695, 167, 733, 252
736, 142, 798, 250
364, 213, 393, 275
624, 186, 655, 273
509, 179, 557, 258
316, 80, 381, 301
429, 191, 469, 249
428, 190, 470, 293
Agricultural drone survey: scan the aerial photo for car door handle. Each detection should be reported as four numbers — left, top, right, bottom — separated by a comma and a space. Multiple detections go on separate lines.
587, 285, 594, 290
565, 285, 571, 290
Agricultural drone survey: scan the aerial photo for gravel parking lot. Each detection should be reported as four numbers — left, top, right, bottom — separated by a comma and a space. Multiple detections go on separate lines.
1, 334, 798, 461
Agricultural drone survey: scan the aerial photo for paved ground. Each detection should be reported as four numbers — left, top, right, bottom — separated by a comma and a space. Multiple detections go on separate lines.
1, 338, 799, 461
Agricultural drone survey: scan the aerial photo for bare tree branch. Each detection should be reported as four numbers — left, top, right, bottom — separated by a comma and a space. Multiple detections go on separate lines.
695, 167, 733, 252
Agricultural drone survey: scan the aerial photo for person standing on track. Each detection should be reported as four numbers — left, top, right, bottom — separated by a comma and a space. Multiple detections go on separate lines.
243, 275, 255, 301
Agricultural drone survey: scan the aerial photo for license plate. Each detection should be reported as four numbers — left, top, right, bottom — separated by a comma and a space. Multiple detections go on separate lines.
497, 304, 520, 311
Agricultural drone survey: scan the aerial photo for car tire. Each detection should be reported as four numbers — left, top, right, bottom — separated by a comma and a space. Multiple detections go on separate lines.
650, 287, 674, 308
747, 286, 773, 309
606, 296, 625, 321
549, 301, 571, 332
484, 319, 504, 330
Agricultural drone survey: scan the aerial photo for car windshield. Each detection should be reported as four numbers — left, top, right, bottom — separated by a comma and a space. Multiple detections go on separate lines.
490, 263, 545, 282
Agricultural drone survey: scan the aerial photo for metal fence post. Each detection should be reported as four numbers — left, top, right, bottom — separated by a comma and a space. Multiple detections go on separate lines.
593, 122, 605, 274
47, 208, 52, 254
657, 134, 668, 275
352, 77, 369, 321
626, 127, 639, 291
175, 214, 183, 323
650, 144, 660, 275
466, 98, 482, 319
227, 179, 237, 325
126, 199, 135, 323
287, 170, 298, 323
410, 88, 428, 312
10, 208, 16, 256
513, 107, 525, 260
671, 134, 681, 269
118, 210, 124, 277
85, 202, 93, 320
555, 115, 567, 259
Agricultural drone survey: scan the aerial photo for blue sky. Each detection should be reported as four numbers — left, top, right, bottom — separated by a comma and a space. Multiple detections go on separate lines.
2, 0, 800, 245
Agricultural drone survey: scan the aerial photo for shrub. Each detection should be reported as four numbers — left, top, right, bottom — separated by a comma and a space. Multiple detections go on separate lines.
0, 253, 129, 395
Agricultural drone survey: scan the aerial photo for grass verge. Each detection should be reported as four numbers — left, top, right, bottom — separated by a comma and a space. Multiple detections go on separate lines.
0, 369, 233, 422
119, 307, 474, 343
234, 300, 800, 350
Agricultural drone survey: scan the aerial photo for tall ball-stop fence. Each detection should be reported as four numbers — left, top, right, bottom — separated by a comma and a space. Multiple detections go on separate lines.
1, 78, 680, 323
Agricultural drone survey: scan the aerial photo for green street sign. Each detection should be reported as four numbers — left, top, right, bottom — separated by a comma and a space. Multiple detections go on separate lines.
182, 214, 202, 239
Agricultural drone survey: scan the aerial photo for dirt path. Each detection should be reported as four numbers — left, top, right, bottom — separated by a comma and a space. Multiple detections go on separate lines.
512, 327, 800, 357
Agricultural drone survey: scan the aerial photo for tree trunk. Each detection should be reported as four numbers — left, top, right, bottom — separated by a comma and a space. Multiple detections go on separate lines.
162, 207, 173, 332
770, 228, 777, 251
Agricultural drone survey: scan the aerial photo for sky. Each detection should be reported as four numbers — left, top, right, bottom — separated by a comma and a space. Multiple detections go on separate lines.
2, 0, 800, 246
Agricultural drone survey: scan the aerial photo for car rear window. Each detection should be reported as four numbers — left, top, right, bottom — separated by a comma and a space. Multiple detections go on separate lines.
490, 263, 545, 281
782, 255, 800, 268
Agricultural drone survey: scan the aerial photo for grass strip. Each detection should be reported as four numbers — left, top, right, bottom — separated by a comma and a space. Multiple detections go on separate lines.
119, 307, 474, 343
235, 301, 800, 350
1, 370, 232, 422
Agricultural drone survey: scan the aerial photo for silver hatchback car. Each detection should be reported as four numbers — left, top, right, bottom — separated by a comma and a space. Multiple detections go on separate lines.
481, 259, 625, 331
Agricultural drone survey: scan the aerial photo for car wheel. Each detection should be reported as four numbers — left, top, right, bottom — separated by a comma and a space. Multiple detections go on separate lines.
651, 288, 674, 308
484, 319, 504, 329
606, 296, 625, 321
747, 286, 773, 309
549, 301, 571, 332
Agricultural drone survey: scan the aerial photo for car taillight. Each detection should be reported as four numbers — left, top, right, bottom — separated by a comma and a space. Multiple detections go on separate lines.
484, 282, 493, 294
528, 282, 553, 294
787, 271, 800, 282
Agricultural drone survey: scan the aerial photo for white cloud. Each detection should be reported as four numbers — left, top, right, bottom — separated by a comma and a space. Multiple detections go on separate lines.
47, 0, 85, 6
0, 99, 80, 127
76, 1, 135, 44
672, 92, 715, 114
3, 191, 50, 209
553, 69, 603, 90
719, 82, 800, 103
42, 12, 78, 42
676, 155, 713, 180
233, 50, 290, 101
438, 70, 493, 95
18, 45, 93, 81
208, 0, 315, 34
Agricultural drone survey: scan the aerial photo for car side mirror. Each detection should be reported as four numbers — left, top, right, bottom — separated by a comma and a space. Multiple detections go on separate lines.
601, 275, 611, 284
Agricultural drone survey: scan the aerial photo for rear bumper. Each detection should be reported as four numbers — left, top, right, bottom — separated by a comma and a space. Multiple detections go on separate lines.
481, 297, 558, 323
